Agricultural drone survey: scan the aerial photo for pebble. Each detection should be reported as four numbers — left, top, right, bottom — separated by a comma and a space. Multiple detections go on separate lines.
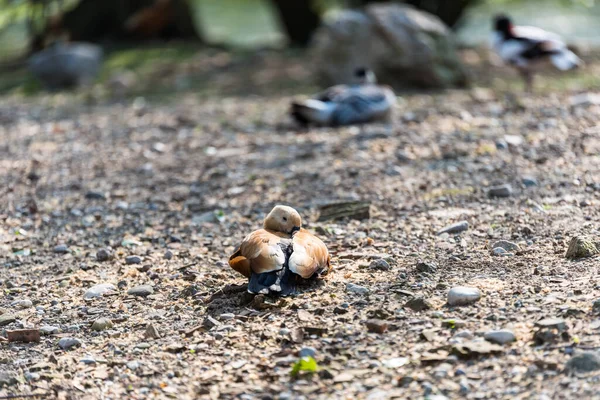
382, 357, 408, 368
127, 285, 154, 297
404, 297, 432, 312
299, 347, 317, 358
447, 287, 481, 306
492, 240, 520, 253
365, 319, 388, 334
346, 283, 370, 295
54, 244, 69, 254
437, 221, 468, 235
96, 248, 113, 262
521, 176, 538, 187
492, 247, 510, 256
535, 318, 567, 330
566, 351, 600, 372
416, 262, 437, 274
84, 283, 117, 299
91, 317, 113, 331
484, 329, 516, 345
80, 356, 97, 365
0, 371, 18, 387
40, 325, 61, 335
164, 250, 173, 260
219, 313, 235, 321
58, 337, 82, 350
0, 314, 16, 327
565, 236, 599, 259
593, 299, 600, 315
85, 191, 106, 200
504, 134, 523, 147
127, 361, 141, 371
11, 299, 33, 309
369, 259, 391, 271
24, 372, 40, 381
488, 184, 513, 198
125, 255, 142, 265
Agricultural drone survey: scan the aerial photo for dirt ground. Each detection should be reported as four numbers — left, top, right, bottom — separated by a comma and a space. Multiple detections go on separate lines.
1, 49, 600, 400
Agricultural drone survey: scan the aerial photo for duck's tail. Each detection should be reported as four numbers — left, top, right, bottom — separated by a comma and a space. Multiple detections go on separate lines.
291, 99, 335, 125
551, 48, 583, 71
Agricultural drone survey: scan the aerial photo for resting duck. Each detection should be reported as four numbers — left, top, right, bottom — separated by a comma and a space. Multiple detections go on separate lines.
229, 205, 331, 296
491, 14, 582, 91
291, 68, 396, 126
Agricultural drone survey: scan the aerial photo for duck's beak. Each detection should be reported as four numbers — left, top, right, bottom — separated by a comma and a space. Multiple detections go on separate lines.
291, 226, 301, 235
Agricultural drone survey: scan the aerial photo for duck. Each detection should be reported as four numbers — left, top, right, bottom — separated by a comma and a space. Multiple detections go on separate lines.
491, 14, 582, 92
291, 67, 396, 126
229, 205, 331, 296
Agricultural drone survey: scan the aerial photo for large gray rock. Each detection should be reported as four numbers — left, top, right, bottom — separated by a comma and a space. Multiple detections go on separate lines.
28, 42, 103, 90
310, 4, 467, 89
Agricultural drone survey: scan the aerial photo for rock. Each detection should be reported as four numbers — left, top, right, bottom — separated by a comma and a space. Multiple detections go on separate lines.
492, 240, 520, 253
452, 341, 504, 358
533, 318, 569, 344
504, 135, 523, 147
416, 262, 437, 274
447, 287, 481, 306
317, 201, 371, 222
84, 283, 117, 299
593, 299, 600, 314
91, 317, 113, 331
405, 297, 432, 312
127, 361, 141, 371
492, 247, 510, 256
80, 356, 97, 365
127, 285, 154, 297
299, 347, 317, 358
58, 337, 82, 350
484, 329, 516, 345
369, 259, 391, 271
164, 250, 173, 260
382, 357, 409, 368
437, 221, 468, 235
125, 255, 142, 265
521, 176, 538, 187
54, 244, 69, 254
488, 184, 513, 198
365, 319, 388, 333
219, 313, 235, 321
29, 42, 103, 90
40, 325, 61, 335
569, 92, 600, 107
96, 248, 113, 262
0, 371, 18, 387
24, 372, 40, 381
0, 314, 16, 327
145, 323, 161, 339
11, 299, 33, 309
565, 236, 599, 259
311, 3, 467, 89
566, 351, 600, 372
535, 318, 567, 331
203, 316, 221, 330
346, 283, 370, 295
85, 191, 107, 200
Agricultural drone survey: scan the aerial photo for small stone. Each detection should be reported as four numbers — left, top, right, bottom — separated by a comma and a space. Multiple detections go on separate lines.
369, 259, 391, 271
437, 221, 468, 235
0, 314, 16, 327
85, 191, 106, 200
382, 357, 409, 368
24, 372, 40, 381
488, 184, 513, 198
127, 361, 141, 370
58, 337, 82, 350
0, 371, 18, 387
40, 325, 61, 335
91, 317, 113, 331
164, 250, 173, 260
299, 347, 317, 358
11, 299, 33, 309
84, 283, 117, 299
365, 319, 388, 334
404, 297, 432, 312
535, 318, 567, 331
80, 356, 97, 365
416, 262, 437, 274
521, 176, 538, 187
492, 240, 520, 253
566, 351, 600, 372
96, 248, 113, 262
346, 283, 370, 295
565, 236, 599, 259
484, 329, 516, 345
492, 247, 509, 256
202, 316, 221, 330
447, 287, 481, 306
54, 244, 69, 254
125, 255, 142, 264
593, 299, 600, 315
504, 135, 523, 147
127, 285, 154, 297
219, 313, 235, 321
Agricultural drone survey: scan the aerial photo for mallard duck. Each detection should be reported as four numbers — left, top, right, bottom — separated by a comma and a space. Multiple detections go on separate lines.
229, 205, 330, 296
291, 68, 396, 126
492, 14, 582, 92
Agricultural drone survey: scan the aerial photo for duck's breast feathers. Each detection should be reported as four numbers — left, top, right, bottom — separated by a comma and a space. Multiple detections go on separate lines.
289, 229, 330, 279
229, 229, 289, 277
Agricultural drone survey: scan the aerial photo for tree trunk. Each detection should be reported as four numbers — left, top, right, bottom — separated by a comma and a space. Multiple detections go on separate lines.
270, 0, 321, 47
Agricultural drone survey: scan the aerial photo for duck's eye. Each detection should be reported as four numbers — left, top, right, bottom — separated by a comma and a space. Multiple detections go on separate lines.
283, 217, 288, 221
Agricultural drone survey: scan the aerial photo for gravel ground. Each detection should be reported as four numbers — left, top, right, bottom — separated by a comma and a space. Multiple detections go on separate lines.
1, 51, 600, 400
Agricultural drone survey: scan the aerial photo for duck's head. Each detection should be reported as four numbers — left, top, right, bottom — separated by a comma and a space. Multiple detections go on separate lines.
354, 67, 377, 84
493, 14, 513, 35
263, 205, 302, 235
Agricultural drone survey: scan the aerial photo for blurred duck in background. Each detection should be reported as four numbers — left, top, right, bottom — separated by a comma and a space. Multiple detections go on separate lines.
291, 67, 396, 127
491, 14, 582, 92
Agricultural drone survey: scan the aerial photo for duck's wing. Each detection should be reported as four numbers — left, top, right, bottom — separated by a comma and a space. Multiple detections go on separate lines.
330, 85, 396, 126
229, 229, 289, 278
289, 229, 331, 279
